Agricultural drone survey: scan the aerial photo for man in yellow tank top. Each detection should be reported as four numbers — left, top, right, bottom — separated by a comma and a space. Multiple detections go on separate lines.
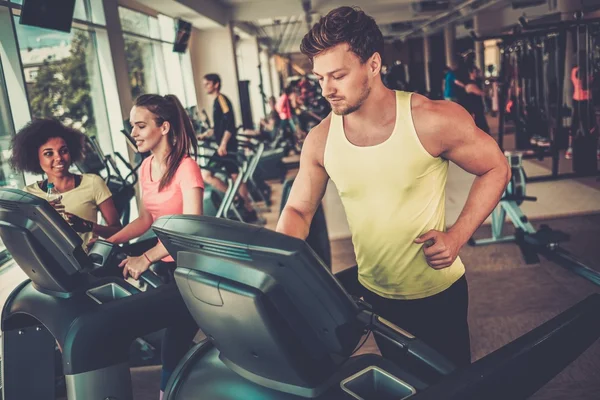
276, 7, 510, 367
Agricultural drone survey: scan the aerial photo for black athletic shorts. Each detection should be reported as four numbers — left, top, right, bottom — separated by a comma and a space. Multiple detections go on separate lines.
207, 153, 240, 175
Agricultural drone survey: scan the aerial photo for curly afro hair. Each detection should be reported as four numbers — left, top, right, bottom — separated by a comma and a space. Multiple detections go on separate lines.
10, 118, 86, 175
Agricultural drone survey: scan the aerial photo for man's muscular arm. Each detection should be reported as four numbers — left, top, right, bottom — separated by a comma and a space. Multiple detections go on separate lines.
412, 94, 510, 268
276, 117, 330, 239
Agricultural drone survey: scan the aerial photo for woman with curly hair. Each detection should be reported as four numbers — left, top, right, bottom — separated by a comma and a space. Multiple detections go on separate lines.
10, 118, 122, 246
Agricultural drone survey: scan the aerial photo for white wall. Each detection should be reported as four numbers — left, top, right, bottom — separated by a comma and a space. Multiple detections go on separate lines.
270, 55, 282, 97
236, 37, 265, 126
259, 48, 273, 100
188, 25, 242, 126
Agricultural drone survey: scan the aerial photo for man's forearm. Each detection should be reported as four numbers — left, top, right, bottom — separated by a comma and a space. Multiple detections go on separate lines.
276, 207, 311, 240
448, 167, 509, 246
221, 131, 232, 147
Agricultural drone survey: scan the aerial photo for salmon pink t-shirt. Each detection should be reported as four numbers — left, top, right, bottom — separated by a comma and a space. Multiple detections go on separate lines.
140, 155, 204, 261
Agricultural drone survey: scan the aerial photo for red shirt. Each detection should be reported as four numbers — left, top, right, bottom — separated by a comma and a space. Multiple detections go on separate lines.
276, 94, 292, 120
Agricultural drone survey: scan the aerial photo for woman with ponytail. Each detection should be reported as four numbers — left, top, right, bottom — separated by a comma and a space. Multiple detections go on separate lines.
106, 94, 203, 398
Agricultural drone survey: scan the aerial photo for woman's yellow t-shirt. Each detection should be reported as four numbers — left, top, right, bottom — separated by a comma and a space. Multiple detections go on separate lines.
23, 173, 112, 246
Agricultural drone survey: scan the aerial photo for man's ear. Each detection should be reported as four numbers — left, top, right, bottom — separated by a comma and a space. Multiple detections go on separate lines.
370, 52, 382, 76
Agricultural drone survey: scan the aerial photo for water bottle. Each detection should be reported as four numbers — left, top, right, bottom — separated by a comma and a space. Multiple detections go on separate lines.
46, 183, 66, 219
46, 182, 60, 201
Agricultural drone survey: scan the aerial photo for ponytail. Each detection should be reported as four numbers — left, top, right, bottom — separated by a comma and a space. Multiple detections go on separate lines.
134, 94, 198, 191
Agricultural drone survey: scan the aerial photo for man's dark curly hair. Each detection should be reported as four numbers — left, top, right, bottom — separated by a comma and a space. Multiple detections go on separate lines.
10, 118, 85, 175
300, 6, 384, 63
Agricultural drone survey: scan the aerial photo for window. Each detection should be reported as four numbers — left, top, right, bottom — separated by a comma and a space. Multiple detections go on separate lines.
123, 37, 159, 100
119, 7, 197, 108
14, 20, 109, 138
0, 0, 116, 271
119, 7, 160, 39
119, 7, 161, 101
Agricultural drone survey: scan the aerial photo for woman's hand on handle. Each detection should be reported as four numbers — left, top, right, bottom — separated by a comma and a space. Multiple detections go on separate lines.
119, 254, 152, 280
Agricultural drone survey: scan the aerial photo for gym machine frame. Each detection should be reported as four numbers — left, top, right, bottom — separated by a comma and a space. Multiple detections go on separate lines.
469, 152, 600, 287
472, 29, 567, 182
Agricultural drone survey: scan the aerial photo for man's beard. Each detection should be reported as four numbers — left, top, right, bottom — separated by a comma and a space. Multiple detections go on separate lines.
331, 78, 371, 116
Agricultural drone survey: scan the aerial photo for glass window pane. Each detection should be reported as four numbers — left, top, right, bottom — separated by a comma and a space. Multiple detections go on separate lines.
162, 43, 186, 103
15, 18, 108, 137
119, 7, 150, 37
73, 0, 87, 21
149, 17, 160, 40
181, 52, 197, 108
88, 0, 107, 26
123, 36, 159, 100
158, 14, 175, 43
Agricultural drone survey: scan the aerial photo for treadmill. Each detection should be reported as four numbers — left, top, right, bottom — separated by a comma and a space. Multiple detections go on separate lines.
150, 215, 600, 400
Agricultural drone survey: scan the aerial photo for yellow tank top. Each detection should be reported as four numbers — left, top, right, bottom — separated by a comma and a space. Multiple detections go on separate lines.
324, 91, 465, 300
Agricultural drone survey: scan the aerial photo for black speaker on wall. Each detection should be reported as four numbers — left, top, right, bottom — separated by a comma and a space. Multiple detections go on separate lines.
19, 0, 76, 33
238, 80, 254, 129
173, 19, 192, 53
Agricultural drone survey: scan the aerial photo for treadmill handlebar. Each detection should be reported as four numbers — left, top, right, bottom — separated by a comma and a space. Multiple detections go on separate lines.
407, 293, 600, 400
358, 310, 456, 376
88, 240, 165, 288
140, 270, 163, 288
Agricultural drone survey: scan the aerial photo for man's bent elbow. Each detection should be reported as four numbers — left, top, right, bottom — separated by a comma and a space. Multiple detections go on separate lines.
277, 205, 311, 240
502, 157, 512, 187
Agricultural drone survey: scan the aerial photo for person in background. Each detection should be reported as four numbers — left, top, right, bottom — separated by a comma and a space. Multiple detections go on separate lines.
463, 67, 490, 134
243, 96, 280, 142
199, 73, 257, 221
276, 86, 300, 135
444, 64, 463, 102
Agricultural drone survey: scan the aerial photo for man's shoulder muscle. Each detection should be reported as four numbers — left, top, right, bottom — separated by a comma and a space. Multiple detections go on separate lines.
411, 94, 473, 156
302, 114, 332, 168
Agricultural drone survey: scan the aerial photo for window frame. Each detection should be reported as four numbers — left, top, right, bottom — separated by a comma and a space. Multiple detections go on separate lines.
0, 50, 15, 268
